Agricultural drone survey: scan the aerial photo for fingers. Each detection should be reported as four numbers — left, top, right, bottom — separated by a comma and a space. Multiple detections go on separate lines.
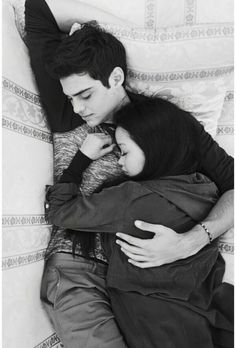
101, 144, 116, 156
116, 239, 146, 255
87, 133, 112, 143
116, 232, 148, 248
91, 133, 110, 137
94, 134, 113, 148
82, 133, 114, 159
135, 220, 163, 234
121, 250, 150, 262
93, 133, 112, 140
128, 260, 158, 268
102, 136, 113, 147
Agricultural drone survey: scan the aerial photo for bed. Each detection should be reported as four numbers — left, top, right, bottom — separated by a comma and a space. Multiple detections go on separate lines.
2, 0, 234, 347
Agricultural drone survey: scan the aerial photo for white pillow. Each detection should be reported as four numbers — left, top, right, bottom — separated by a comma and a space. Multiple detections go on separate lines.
100, 23, 231, 137
126, 77, 226, 138
3, 2, 54, 347
215, 73, 234, 156
10, 0, 232, 138
219, 228, 234, 285
10, 0, 233, 284
11, 0, 234, 32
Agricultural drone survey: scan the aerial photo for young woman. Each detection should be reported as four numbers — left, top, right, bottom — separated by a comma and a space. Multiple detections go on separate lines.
45, 97, 233, 348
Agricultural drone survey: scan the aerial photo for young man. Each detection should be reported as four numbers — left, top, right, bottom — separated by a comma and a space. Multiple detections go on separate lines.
25, 0, 234, 347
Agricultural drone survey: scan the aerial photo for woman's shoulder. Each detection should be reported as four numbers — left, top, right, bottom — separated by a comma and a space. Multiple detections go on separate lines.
158, 173, 214, 185
102, 173, 219, 203
110, 180, 152, 194
115, 173, 216, 193
141, 172, 218, 190
140, 173, 219, 204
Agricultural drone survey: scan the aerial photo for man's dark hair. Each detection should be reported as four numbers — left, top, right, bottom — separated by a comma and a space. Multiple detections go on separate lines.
47, 22, 127, 87
114, 96, 200, 180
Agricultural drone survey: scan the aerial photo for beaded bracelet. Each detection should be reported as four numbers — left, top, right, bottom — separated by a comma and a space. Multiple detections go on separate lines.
199, 222, 213, 244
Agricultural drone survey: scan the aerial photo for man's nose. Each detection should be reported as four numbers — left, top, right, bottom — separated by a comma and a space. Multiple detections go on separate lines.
73, 100, 85, 115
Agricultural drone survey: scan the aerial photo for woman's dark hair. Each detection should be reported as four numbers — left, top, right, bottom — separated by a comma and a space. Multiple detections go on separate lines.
114, 96, 200, 180
47, 22, 127, 87
68, 96, 201, 258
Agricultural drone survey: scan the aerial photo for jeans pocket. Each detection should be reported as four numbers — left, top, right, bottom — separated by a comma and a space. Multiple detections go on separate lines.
40, 265, 61, 308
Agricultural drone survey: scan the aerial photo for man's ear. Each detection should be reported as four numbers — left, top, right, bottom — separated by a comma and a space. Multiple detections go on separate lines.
108, 67, 124, 88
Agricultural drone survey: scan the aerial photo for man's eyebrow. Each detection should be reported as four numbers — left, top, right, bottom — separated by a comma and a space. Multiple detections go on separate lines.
71, 87, 92, 97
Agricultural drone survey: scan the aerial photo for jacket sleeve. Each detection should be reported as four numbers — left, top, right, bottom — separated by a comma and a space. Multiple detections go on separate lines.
25, 0, 83, 132
195, 119, 234, 194
45, 181, 133, 233
59, 150, 92, 183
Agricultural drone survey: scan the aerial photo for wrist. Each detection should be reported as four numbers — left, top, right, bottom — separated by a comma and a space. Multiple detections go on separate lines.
80, 147, 94, 160
180, 225, 209, 258
199, 222, 213, 244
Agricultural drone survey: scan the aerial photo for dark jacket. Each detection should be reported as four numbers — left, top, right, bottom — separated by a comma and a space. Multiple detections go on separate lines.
46, 172, 220, 301
46, 174, 234, 348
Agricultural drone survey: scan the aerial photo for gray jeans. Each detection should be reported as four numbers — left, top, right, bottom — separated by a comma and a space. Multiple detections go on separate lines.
41, 253, 127, 348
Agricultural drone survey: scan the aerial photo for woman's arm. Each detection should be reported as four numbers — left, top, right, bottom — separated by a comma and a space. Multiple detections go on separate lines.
45, 180, 133, 233
45, 132, 120, 230
59, 132, 115, 183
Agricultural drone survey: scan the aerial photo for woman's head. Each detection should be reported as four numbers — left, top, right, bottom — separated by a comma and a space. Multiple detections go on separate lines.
116, 127, 146, 176
114, 96, 199, 180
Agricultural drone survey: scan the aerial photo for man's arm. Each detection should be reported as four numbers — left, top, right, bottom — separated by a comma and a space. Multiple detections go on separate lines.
117, 122, 234, 267
116, 189, 234, 267
25, 0, 83, 132
25, 0, 134, 133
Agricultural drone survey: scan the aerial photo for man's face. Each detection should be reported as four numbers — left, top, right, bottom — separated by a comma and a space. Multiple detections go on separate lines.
60, 73, 120, 127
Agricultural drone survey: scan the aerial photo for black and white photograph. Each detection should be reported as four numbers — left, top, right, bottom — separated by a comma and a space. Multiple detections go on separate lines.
2, 0, 234, 347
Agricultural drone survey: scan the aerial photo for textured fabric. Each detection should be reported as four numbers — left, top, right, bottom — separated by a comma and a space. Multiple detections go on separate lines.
41, 253, 127, 348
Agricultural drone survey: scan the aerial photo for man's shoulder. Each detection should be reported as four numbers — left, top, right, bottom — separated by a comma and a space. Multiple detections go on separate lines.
54, 123, 91, 136
25, 0, 49, 17
127, 90, 148, 103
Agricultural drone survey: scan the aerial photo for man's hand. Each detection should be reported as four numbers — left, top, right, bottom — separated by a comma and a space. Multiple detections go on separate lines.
116, 190, 234, 268
80, 133, 115, 160
116, 220, 209, 268
116, 221, 190, 268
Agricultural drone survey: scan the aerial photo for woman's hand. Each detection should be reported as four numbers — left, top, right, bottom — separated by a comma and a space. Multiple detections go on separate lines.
80, 133, 115, 160
116, 220, 207, 268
